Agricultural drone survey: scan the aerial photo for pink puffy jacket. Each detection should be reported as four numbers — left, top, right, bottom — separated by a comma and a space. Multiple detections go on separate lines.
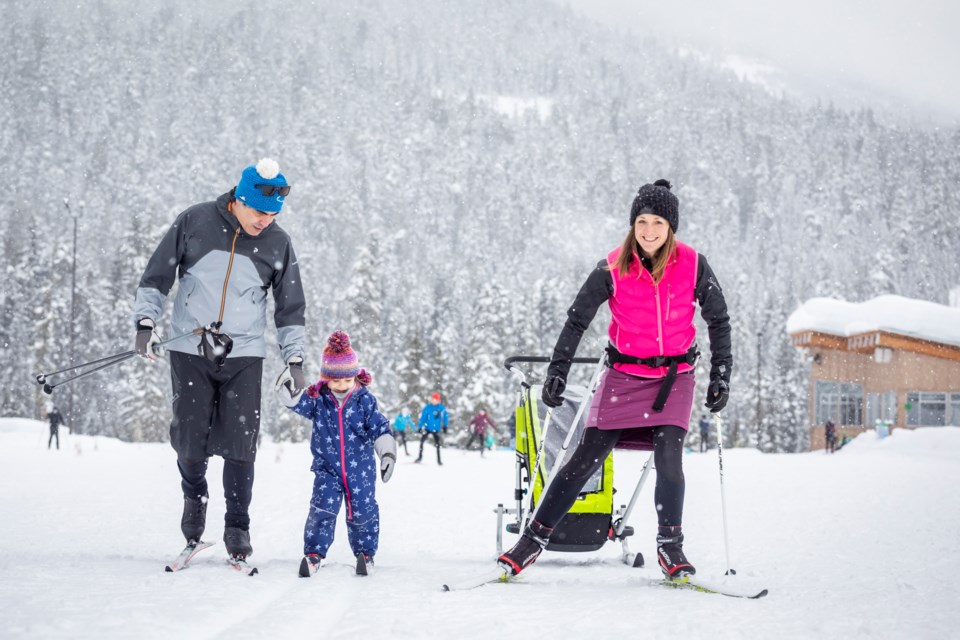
606, 241, 699, 378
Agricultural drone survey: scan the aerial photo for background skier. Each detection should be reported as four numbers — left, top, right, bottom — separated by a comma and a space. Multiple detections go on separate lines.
464, 409, 497, 456
698, 414, 710, 452
416, 392, 448, 465
498, 179, 732, 580
134, 158, 306, 561
392, 407, 415, 456
46, 405, 63, 450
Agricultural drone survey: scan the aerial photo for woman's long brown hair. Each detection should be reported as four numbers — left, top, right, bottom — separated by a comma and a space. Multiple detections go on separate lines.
607, 226, 677, 283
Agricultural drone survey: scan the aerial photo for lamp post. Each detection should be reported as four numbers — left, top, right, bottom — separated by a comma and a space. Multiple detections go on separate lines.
756, 328, 762, 446
63, 197, 80, 434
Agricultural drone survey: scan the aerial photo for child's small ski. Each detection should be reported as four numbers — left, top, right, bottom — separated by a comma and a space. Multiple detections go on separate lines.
662, 574, 768, 599
442, 566, 511, 591
164, 541, 214, 572
299, 555, 322, 577
227, 555, 259, 576
355, 553, 372, 576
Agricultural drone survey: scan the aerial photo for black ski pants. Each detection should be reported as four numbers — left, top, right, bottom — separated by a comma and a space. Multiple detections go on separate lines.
48, 427, 59, 450
178, 457, 254, 530
533, 425, 687, 529
464, 432, 487, 455
417, 431, 442, 463
170, 351, 263, 530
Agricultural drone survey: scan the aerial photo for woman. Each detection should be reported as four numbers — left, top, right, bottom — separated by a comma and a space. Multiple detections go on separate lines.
497, 179, 732, 579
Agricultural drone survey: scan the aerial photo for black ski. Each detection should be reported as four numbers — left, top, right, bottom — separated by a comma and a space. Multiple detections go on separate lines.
299, 555, 322, 577
355, 553, 370, 576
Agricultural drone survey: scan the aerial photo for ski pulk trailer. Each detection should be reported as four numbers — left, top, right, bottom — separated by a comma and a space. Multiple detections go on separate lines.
494, 356, 651, 569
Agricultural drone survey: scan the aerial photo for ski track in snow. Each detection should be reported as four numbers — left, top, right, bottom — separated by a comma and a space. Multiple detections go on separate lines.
1, 418, 958, 639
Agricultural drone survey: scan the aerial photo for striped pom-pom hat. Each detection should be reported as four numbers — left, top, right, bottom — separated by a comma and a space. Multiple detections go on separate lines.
319, 330, 360, 380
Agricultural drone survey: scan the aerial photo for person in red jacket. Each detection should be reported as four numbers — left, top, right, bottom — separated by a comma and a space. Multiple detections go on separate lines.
498, 179, 732, 580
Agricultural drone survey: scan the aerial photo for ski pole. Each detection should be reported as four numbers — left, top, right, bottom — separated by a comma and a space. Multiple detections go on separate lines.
529, 356, 607, 526
613, 451, 654, 537
714, 413, 735, 575
36, 329, 202, 393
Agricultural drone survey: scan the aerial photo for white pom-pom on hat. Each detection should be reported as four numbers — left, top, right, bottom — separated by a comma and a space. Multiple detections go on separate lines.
256, 158, 280, 180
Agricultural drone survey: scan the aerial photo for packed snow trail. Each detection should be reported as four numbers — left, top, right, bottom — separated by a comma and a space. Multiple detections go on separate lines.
1, 418, 958, 639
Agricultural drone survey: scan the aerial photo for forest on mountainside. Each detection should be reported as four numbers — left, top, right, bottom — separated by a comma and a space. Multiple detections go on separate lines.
3, 0, 958, 451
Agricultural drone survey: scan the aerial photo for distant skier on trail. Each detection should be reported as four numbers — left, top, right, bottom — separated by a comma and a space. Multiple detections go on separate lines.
698, 414, 710, 452
464, 409, 497, 457
47, 405, 63, 450
416, 392, 448, 465
134, 158, 306, 564
392, 407, 415, 456
276, 330, 395, 577
498, 179, 733, 580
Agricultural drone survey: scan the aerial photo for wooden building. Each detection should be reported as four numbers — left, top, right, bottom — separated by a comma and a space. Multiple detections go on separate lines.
787, 294, 960, 450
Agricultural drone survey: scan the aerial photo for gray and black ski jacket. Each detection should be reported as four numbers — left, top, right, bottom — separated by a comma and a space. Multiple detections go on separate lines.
133, 192, 306, 363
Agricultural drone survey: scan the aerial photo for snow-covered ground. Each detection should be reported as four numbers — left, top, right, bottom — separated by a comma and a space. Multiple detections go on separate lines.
1, 417, 957, 639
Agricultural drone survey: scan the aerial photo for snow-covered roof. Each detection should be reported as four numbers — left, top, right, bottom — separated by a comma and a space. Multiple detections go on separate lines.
786, 295, 960, 348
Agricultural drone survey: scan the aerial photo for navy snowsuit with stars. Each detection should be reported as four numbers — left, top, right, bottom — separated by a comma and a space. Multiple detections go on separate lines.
290, 381, 391, 558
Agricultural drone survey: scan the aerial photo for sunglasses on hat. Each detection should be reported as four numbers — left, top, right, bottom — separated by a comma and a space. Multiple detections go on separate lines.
254, 184, 291, 197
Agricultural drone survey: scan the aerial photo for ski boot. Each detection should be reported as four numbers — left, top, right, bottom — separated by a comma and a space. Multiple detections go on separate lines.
181, 496, 208, 544
299, 553, 323, 577
224, 526, 253, 559
497, 520, 553, 576
656, 527, 695, 578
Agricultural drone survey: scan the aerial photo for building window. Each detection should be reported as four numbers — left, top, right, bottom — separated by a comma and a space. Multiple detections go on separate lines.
906, 392, 947, 426
816, 381, 864, 426
951, 394, 960, 426
815, 381, 838, 425
866, 392, 897, 425
839, 383, 864, 426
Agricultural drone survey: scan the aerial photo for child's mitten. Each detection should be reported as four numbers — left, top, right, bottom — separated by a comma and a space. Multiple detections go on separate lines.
374, 433, 397, 482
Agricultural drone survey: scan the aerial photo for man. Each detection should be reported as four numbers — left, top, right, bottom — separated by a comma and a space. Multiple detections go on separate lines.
415, 392, 448, 465
133, 158, 306, 560
47, 405, 63, 450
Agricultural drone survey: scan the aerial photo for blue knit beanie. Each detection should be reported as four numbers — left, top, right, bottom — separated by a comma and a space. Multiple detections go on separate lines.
234, 158, 289, 213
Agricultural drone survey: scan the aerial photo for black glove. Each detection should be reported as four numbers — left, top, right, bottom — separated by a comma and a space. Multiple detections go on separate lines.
443, 427, 448, 435
705, 374, 730, 413
135, 319, 162, 360
541, 374, 566, 408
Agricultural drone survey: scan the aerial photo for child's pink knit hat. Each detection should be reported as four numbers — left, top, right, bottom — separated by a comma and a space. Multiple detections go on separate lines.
319, 331, 359, 380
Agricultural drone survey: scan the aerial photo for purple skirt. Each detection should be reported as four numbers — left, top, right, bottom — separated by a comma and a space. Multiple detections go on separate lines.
585, 367, 695, 451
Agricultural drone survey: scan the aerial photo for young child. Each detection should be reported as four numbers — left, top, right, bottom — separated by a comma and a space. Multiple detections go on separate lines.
276, 330, 396, 577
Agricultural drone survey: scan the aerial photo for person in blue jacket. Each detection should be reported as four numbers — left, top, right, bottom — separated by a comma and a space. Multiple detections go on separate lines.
276, 330, 396, 577
415, 391, 448, 465
392, 407, 415, 456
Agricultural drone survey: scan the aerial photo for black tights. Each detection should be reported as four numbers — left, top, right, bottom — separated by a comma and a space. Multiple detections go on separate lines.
532, 426, 686, 529
178, 457, 255, 530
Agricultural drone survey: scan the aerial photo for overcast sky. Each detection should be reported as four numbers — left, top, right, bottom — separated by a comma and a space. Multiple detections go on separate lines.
562, 0, 960, 124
